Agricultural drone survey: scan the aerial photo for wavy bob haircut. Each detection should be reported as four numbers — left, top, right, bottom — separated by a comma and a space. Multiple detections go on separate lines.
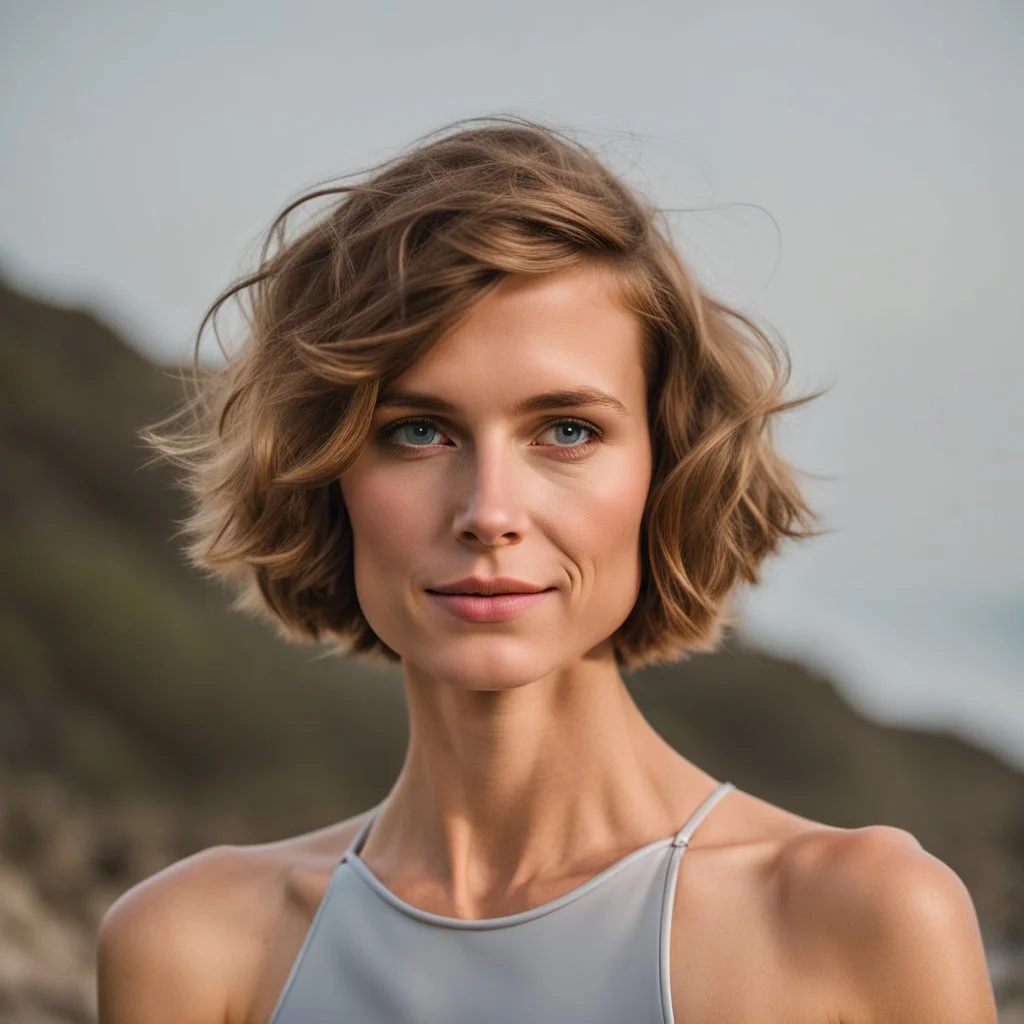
142, 115, 824, 671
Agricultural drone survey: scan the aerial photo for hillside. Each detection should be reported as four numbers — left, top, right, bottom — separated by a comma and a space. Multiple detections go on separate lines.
1, 276, 1021, 1021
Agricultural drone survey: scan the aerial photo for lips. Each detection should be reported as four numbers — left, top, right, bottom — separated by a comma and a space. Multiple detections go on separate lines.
427, 576, 549, 596
427, 588, 555, 623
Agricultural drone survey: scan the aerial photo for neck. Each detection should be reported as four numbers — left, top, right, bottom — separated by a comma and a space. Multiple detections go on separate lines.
361, 650, 716, 912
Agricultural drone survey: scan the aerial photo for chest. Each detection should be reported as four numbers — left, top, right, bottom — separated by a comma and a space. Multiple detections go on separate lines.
245, 847, 834, 1024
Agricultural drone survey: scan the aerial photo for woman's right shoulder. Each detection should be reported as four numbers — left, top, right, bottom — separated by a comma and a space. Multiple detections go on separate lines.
96, 811, 372, 1024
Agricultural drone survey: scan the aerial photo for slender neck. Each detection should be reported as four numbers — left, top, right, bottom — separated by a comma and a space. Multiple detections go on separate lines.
359, 650, 716, 916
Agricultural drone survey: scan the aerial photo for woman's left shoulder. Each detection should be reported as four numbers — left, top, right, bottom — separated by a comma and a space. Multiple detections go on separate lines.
777, 820, 977, 927
775, 822, 999, 1023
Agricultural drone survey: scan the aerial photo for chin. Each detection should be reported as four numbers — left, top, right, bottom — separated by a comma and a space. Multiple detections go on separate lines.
404, 636, 563, 691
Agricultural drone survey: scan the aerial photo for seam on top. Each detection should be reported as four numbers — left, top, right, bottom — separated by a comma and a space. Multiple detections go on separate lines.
658, 844, 686, 1024
348, 835, 675, 930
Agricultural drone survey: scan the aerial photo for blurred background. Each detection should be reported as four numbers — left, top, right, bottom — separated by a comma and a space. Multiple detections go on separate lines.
1, 1, 1021, 1020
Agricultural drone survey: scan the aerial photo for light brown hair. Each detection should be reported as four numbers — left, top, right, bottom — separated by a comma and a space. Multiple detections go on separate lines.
141, 115, 825, 671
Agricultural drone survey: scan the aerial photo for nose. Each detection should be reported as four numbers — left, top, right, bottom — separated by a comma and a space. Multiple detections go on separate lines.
450, 438, 529, 548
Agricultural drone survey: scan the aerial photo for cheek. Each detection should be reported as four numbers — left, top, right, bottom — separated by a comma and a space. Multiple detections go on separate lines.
548, 448, 651, 573
586, 449, 650, 542
340, 463, 435, 573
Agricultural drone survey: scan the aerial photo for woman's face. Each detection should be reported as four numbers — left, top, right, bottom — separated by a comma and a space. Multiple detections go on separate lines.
338, 264, 653, 690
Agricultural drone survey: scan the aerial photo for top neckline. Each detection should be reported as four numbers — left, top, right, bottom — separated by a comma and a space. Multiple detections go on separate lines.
340, 781, 735, 931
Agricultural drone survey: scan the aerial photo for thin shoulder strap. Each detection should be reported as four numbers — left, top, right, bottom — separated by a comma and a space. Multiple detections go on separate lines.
671, 781, 735, 848
659, 781, 736, 1024
341, 807, 380, 862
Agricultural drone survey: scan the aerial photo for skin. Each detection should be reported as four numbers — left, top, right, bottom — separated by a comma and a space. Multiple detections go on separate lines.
97, 265, 999, 1023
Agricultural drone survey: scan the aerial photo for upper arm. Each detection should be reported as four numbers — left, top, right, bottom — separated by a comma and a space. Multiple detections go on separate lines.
96, 848, 245, 1024
792, 826, 998, 1024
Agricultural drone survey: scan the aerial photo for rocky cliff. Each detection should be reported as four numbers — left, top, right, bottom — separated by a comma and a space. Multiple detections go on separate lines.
1, 277, 1021, 1021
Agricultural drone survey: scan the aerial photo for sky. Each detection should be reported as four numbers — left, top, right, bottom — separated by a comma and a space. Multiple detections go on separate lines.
2, 0, 1022, 766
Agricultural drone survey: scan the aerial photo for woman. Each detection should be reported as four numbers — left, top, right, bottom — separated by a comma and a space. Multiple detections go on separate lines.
98, 116, 998, 1022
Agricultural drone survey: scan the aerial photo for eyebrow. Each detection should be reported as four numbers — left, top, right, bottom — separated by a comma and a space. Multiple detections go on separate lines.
375, 386, 631, 418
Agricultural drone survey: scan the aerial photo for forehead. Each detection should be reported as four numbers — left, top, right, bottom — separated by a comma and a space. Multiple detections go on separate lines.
381, 266, 645, 409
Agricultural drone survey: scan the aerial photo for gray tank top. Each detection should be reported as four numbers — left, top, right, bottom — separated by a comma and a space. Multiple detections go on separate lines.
269, 780, 735, 1024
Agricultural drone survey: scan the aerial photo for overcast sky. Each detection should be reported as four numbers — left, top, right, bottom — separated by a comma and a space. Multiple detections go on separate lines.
2, 0, 1022, 764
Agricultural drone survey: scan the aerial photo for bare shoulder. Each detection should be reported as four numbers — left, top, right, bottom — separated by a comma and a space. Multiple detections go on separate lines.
777, 821, 999, 1023
667, 786, 846, 1022
669, 788, 998, 1023
97, 812, 371, 1024
97, 843, 266, 1023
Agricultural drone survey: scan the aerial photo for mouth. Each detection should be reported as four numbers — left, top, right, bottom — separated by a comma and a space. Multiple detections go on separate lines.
425, 589, 554, 596
425, 588, 556, 623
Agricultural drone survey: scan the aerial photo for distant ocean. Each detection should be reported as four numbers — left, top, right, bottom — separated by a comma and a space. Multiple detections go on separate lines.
736, 586, 1024, 773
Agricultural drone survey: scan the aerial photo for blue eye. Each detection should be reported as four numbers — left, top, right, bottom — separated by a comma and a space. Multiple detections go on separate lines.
392, 420, 440, 446
550, 421, 593, 447
379, 416, 602, 456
